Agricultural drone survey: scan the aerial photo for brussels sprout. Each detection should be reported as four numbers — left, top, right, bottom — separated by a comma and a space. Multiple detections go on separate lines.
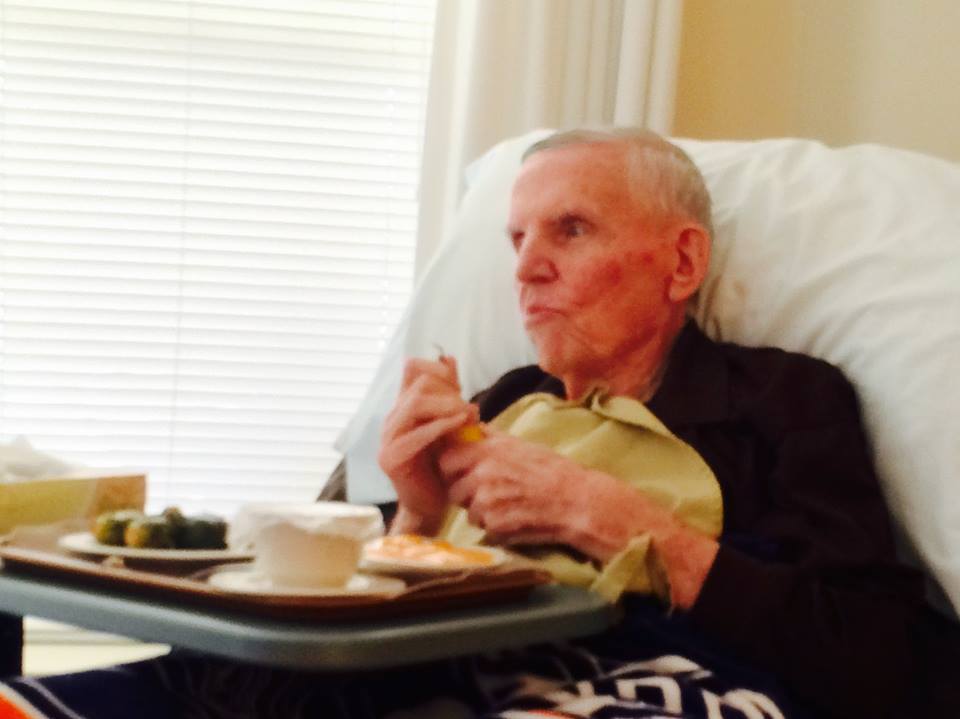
92, 510, 144, 546
124, 516, 175, 549
161, 506, 188, 546
177, 514, 228, 549
161, 506, 186, 528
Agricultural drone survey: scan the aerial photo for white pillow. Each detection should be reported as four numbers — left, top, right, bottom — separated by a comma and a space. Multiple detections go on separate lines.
337, 130, 960, 617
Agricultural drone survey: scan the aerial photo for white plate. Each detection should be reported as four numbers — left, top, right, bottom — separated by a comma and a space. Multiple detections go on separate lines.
361, 538, 508, 576
57, 531, 255, 563
207, 567, 405, 597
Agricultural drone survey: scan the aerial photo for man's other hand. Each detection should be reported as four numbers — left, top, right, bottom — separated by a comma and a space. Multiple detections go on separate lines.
378, 356, 478, 534
435, 429, 719, 609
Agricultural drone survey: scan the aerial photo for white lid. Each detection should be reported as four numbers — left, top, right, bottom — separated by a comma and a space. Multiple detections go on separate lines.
229, 502, 384, 548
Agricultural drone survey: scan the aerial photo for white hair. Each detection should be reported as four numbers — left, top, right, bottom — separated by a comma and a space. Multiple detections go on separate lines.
522, 127, 713, 237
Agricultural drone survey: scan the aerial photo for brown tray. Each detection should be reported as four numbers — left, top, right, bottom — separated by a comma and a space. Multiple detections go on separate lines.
0, 524, 552, 622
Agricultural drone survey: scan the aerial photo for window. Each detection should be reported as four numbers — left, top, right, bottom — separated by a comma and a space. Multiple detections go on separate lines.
0, 0, 437, 515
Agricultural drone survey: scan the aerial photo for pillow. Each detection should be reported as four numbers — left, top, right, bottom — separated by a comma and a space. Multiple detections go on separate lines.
337, 130, 960, 617
680, 137, 960, 618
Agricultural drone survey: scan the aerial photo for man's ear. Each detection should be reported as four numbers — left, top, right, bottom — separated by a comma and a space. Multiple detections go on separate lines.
667, 223, 711, 303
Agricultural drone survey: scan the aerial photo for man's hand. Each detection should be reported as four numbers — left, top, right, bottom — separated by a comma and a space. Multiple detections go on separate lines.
436, 429, 646, 557
436, 429, 719, 609
378, 356, 478, 534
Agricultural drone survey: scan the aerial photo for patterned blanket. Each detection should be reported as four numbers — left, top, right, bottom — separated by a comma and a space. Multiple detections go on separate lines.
0, 649, 786, 719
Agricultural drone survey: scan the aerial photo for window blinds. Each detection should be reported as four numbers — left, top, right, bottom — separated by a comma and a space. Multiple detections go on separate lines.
0, 0, 436, 515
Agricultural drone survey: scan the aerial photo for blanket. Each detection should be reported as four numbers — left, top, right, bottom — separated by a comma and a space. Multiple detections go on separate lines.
0, 649, 787, 719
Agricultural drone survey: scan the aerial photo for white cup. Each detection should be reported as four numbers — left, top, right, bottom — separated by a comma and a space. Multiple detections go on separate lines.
231, 502, 384, 588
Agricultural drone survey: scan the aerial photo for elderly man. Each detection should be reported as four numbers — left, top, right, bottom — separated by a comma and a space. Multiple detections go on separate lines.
3, 130, 956, 719
383, 131, 719, 612
378, 129, 957, 717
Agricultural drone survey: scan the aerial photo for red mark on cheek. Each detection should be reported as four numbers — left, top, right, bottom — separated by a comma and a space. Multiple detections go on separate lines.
585, 259, 623, 286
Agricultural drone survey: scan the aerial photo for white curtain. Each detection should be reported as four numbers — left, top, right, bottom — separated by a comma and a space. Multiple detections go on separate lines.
414, 0, 684, 273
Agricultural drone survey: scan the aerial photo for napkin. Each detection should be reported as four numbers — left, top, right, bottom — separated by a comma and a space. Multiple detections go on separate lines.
440, 391, 723, 603
0, 437, 79, 483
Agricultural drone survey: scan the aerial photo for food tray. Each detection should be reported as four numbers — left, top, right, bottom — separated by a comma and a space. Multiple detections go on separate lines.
0, 525, 552, 622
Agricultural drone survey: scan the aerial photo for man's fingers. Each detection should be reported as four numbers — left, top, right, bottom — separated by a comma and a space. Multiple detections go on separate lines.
485, 530, 564, 548
380, 410, 475, 469
447, 471, 481, 507
382, 370, 472, 443
401, 357, 460, 391
383, 391, 472, 440
438, 354, 459, 380
434, 439, 486, 484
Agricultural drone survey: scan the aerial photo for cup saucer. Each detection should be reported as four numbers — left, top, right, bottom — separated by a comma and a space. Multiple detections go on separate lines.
207, 566, 405, 597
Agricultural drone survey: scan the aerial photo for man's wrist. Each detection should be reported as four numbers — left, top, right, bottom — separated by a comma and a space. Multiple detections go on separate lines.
653, 524, 719, 610
571, 471, 719, 610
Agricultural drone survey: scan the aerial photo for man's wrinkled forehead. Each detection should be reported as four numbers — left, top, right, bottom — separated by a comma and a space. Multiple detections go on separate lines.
517, 140, 629, 180
511, 142, 635, 213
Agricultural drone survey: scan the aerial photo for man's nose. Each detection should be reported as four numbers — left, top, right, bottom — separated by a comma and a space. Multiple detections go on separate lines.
514, 233, 558, 284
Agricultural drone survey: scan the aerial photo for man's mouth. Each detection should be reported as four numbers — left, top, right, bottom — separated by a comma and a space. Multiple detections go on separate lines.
522, 305, 562, 325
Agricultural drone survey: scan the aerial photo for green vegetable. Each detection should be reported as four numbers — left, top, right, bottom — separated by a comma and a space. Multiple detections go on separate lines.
92, 505, 228, 551
124, 516, 175, 549
177, 514, 228, 550
161, 506, 188, 546
92, 510, 144, 546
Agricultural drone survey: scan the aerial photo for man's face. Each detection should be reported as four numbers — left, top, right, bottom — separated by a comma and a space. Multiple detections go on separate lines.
507, 143, 678, 382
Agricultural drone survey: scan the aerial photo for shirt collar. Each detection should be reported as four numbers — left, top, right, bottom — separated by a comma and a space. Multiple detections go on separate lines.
645, 321, 731, 427
531, 321, 730, 427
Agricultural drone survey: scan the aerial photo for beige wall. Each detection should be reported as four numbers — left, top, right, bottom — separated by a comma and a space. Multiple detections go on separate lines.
674, 0, 960, 163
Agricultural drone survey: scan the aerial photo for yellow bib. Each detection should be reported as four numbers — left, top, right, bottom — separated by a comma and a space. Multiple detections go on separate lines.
440, 391, 723, 602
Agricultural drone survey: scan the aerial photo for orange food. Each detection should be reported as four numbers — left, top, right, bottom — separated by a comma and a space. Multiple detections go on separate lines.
456, 424, 485, 443
367, 534, 494, 567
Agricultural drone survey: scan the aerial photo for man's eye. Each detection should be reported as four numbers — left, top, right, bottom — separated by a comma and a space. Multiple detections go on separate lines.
562, 220, 587, 238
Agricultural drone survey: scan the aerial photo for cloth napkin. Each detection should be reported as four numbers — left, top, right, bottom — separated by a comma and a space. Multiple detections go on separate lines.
440, 391, 723, 602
